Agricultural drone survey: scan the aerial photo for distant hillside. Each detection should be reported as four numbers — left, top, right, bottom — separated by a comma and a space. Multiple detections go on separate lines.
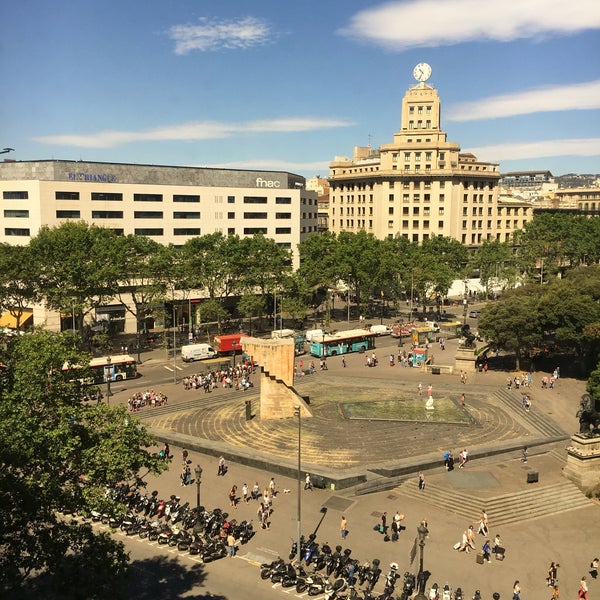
555, 173, 600, 188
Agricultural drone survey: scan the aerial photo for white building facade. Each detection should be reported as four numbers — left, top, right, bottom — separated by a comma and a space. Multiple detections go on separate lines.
0, 160, 318, 332
328, 71, 533, 247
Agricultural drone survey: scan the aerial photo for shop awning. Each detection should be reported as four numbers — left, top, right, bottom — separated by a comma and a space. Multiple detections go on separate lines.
0, 309, 33, 329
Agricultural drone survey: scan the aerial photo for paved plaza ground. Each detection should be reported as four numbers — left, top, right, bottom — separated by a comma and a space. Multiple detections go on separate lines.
109, 331, 599, 600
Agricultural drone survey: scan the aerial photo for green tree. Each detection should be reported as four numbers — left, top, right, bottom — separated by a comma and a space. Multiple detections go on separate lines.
113, 235, 167, 361
0, 244, 40, 330
0, 331, 165, 595
28, 223, 121, 332
472, 239, 518, 298
477, 285, 542, 370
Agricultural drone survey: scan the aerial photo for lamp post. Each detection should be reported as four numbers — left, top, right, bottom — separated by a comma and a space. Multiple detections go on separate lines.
414, 521, 429, 600
294, 405, 302, 565
463, 279, 469, 324
172, 304, 177, 384
105, 356, 113, 405
194, 464, 203, 509
347, 278, 351, 323
380, 290, 384, 325
232, 341, 237, 369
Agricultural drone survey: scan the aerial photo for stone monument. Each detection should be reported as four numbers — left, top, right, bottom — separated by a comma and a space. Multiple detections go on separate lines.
454, 324, 478, 374
242, 337, 312, 420
564, 394, 600, 491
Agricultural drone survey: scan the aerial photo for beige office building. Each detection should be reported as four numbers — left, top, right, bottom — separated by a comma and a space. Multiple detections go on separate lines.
328, 74, 533, 246
0, 160, 317, 331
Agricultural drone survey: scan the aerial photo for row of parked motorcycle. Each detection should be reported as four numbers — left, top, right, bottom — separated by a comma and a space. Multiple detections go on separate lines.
259, 534, 494, 600
77, 484, 254, 563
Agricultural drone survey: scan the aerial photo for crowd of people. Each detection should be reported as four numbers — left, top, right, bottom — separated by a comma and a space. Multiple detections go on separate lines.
182, 362, 255, 393
126, 389, 168, 411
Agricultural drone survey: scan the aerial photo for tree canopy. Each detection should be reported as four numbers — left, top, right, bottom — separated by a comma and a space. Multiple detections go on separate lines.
0, 331, 165, 596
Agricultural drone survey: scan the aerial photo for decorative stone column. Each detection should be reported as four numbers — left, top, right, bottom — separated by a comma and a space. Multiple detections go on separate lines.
242, 337, 312, 420
454, 347, 477, 374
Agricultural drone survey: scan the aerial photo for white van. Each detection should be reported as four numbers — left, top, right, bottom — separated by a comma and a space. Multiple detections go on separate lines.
181, 343, 217, 362
369, 324, 392, 336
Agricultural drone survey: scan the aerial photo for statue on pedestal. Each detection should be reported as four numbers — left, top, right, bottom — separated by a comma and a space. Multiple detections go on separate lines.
576, 394, 600, 436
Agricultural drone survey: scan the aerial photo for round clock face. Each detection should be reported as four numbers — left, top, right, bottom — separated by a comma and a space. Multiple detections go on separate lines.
413, 62, 432, 82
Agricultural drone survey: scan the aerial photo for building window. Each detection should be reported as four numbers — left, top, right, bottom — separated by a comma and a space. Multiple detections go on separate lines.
402, 220, 409, 228
173, 194, 200, 203
227, 212, 235, 219
227, 196, 235, 203
403, 207, 409, 215
134, 228, 163, 236
413, 194, 420, 202
134, 211, 163, 219
439, 207, 445, 215
389, 207, 394, 215
423, 221, 430, 229
275, 212, 291, 219
409, 107, 415, 114
415, 152, 421, 161
413, 207, 420, 215
55, 191, 79, 200
243, 227, 268, 234
4, 228, 30, 236
3, 191, 28, 199
244, 196, 268, 204
389, 194, 394, 201
276, 227, 291, 234
275, 197, 292, 204
3, 209, 29, 218
173, 212, 200, 219
56, 210, 81, 218
388, 220, 394, 228
404, 152, 411, 161
92, 192, 122, 201
403, 194, 410, 203
133, 193, 163, 202
92, 211, 124, 219
228, 228, 235, 234
438, 220, 444, 228
173, 228, 201, 236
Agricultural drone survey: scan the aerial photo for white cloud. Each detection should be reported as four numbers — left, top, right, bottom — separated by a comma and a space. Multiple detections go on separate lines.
466, 138, 600, 161
340, 0, 600, 49
447, 81, 600, 121
169, 16, 272, 54
32, 117, 354, 148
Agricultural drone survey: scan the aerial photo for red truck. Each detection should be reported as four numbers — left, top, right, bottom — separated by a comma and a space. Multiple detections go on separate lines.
213, 333, 249, 355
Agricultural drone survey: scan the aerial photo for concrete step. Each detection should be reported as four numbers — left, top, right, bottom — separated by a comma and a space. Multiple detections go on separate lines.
493, 389, 568, 438
137, 388, 258, 419
396, 478, 592, 527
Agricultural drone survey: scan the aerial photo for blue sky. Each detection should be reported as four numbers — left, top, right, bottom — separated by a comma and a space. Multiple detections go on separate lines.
1, 0, 599, 178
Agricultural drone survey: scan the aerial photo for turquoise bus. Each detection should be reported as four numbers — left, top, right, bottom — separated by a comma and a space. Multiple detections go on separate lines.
309, 329, 376, 357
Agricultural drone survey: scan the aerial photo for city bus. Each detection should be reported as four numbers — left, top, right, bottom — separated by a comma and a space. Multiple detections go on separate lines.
63, 355, 138, 385
89, 355, 138, 383
309, 329, 376, 357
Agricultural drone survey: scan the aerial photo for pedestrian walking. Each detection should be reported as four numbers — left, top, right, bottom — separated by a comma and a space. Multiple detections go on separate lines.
460, 393, 466, 406
590, 557, 599, 579
482, 539, 491, 563
228, 485, 237, 508
478, 509, 489, 536
217, 456, 226, 476
252, 482, 260, 501
418, 383, 423, 397
242, 483, 249, 503
340, 515, 348, 539
227, 532, 236, 557
418, 472, 425, 490
459, 448, 468, 468
182, 448, 189, 464
513, 581, 521, 600
268, 477, 277, 497
579, 576, 589, 600
342, 356, 346, 368
304, 473, 313, 490
380, 512, 387, 534
546, 562, 559, 587
522, 446, 528, 463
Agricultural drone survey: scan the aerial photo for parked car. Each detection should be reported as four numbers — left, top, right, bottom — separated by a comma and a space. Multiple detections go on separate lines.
469, 310, 481, 318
